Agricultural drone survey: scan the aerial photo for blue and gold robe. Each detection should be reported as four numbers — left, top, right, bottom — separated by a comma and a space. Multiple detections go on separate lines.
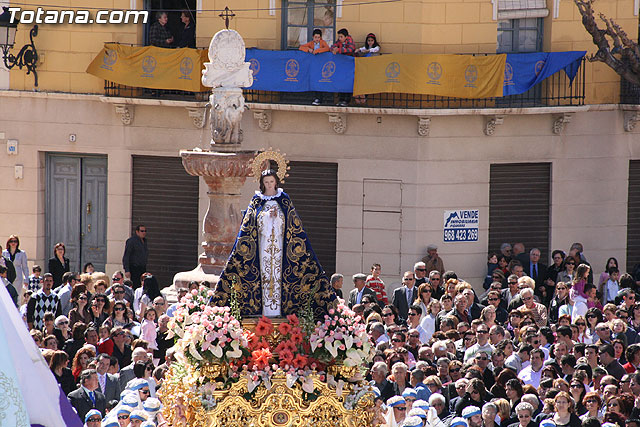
214, 190, 337, 319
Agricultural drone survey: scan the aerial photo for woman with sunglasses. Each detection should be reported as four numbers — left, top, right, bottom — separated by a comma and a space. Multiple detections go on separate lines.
584, 307, 603, 341
569, 380, 587, 415
69, 290, 91, 329
89, 293, 110, 327
453, 378, 488, 416
133, 360, 157, 398
3, 235, 29, 304
416, 283, 436, 323
580, 392, 603, 421
421, 299, 441, 342
556, 258, 576, 288
103, 301, 136, 332
53, 315, 71, 349
573, 315, 590, 344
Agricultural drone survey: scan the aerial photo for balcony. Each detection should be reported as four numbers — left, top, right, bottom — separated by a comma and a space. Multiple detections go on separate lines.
100, 48, 585, 110
621, 77, 640, 105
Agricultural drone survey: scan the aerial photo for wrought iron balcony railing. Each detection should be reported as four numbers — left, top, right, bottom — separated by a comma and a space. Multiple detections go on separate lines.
104, 57, 586, 109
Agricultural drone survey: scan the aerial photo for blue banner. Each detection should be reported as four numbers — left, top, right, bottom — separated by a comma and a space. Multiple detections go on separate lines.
504, 51, 585, 96
309, 52, 355, 92
244, 49, 585, 97
245, 49, 312, 92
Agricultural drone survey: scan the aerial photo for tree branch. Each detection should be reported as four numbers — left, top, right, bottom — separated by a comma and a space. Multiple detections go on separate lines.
574, 0, 640, 86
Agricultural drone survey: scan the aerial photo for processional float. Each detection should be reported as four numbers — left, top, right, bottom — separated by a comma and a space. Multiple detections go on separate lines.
161, 10, 377, 427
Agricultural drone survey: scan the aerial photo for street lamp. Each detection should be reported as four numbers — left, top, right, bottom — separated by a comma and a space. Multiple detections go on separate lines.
0, 7, 39, 87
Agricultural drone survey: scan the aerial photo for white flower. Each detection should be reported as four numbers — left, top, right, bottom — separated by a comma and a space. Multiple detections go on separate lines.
325, 341, 338, 358
211, 344, 223, 359
302, 376, 315, 393
189, 341, 203, 361
227, 341, 242, 359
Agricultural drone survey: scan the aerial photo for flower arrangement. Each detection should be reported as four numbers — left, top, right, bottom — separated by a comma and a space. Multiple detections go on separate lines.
167, 286, 250, 365
309, 301, 373, 368
243, 315, 320, 395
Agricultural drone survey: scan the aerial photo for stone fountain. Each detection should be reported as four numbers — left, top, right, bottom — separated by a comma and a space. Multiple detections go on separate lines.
172, 27, 257, 288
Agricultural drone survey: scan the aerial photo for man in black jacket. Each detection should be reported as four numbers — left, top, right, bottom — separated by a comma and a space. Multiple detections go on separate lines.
68, 369, 106, 422
122, 225, 149, 289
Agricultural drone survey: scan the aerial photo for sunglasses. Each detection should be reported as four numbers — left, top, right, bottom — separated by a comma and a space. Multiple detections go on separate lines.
489, 298, 500, 301
394, 407, 407, 411
576, 323, 586, 326
114, 307, 125, 311
114, 290, 125, 294
383, 313, 393, 317
450, 368, 460, 373
88, 418, 102, 422
140, 389, 150, 395
392, 339, 403, 343
557, 287, 567, 290
118, 415, 129, 420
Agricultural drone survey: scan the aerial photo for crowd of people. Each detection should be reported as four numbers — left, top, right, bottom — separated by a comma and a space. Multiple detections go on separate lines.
334, 243, 640, 427
5, 230, 640, 427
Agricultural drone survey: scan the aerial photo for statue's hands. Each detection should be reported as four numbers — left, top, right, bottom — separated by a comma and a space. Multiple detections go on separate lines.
270, 207, 277, 217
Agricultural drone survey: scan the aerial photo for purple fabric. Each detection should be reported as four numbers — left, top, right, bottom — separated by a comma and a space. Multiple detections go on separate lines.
59, 387, 84, 427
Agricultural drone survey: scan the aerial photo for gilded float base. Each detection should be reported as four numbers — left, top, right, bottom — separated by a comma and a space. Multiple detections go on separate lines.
159, 364, 375, 427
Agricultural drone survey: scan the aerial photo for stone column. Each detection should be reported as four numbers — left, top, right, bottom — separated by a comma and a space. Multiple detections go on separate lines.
172, 150, 256, 288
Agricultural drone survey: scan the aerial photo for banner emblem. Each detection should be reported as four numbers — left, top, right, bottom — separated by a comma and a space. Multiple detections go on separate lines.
464, 65, 478, 88
249, 58, 260, 78
100, 49, 117, 71
385, 62, 400, 82
535, 60, 545, 76
285, 59, 300, 82
504, 62, 514, 86
320, 61, 336, 82
426, 61, 442, 85
141, 55, 157, 78
179, 57, 193, 80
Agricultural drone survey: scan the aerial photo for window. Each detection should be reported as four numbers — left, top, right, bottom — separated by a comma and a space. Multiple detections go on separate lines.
282, 1, 336, 49
497, 18, 543, 53
143, 0, 197, 47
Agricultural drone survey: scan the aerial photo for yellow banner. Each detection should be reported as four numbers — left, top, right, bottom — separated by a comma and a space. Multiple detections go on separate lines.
86, 43, 208, 92
353, 53, 506, 98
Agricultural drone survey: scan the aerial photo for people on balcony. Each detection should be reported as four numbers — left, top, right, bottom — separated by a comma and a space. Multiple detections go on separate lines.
357, 33, 380, 56
300, 29, 331, 106
330, 28, 355, 107
177, 10, 195, 49
149, 11, 174, 48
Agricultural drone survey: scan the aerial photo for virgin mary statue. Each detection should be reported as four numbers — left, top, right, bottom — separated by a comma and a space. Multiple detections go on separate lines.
214, 168, 336, 319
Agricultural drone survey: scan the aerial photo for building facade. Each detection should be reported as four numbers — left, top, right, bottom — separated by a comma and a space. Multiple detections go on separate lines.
1, 0, 639, 292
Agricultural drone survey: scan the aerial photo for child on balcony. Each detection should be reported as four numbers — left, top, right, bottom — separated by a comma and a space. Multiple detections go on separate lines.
354, 33, 381, 105
300, 29, 331, 106
331, 28, 355, 107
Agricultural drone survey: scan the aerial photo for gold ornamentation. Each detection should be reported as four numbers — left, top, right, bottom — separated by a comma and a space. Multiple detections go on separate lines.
161, 366, 376, 427
327, 365, 360, 381
250, 148, 290, 182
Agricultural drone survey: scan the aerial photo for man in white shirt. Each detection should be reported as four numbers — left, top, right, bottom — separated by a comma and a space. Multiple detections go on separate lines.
518, 348, 544, 389
348, 273, 377, 308
463, 325, 493, 362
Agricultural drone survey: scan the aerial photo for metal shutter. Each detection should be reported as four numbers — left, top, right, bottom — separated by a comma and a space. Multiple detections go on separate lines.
131, 155, 199, 287
627, 160, 640, 272
282, 161, 338, 276
489, 163, 551, 261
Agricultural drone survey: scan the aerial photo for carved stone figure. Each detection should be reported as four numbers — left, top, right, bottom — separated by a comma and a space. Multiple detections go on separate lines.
202, 29, 253, 145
